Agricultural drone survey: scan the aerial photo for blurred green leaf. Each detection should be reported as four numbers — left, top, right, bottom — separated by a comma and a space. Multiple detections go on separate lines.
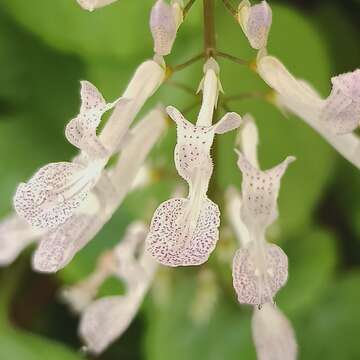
297, 272, 360, 359
145, 269, 256, 360
277, 228, 338, 316
0, 328, 82, 360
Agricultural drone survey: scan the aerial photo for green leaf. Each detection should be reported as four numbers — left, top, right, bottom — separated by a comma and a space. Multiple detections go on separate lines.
0, 0, 203, 61
145, 269, 256, 360
0, 327, 81, 360
277, 228, 338, 316
297, 272, 360, 359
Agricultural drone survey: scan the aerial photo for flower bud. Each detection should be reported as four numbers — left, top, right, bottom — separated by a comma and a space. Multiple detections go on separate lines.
238, 0, 272, 50
76, 0, 118, 12
150, 0, 183, 56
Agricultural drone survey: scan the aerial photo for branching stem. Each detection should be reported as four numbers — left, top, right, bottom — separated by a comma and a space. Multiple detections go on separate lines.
183, 0, 198, 18
221, 0, 238, 18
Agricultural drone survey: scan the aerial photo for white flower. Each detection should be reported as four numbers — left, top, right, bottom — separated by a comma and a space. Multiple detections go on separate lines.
76, 0, 119, 12
150, 0, 184, 56
60, 221, 157, 355
146, 59, 242, 267
14, 58, 166, 231
227, 116, 294, 306
238, 0, 272, 50
31, 107, 167, 273
252, 303, 297, 360
257, 53, 360, 169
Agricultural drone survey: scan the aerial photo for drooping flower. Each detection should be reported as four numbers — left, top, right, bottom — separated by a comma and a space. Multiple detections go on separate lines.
252, 303, 298, 360
14, 58, 166, 231
228, 116, 295, 306
257, 53, 360, 169
61, 221, 157, 354
32, 106, 168, 273
227, 117, 297, 358
150, 0, 184, 56
76, 0, 119, 12
237, 0, 272, 50
13, 81, 124, 230
146, 58, 242, 266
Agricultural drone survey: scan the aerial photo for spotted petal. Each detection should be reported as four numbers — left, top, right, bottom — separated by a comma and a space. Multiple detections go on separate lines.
237, 153, 295, 230
146, 197, 220, 267
320, 69, 360, 134
14, 162, 100, 229
232, 242, 288, 306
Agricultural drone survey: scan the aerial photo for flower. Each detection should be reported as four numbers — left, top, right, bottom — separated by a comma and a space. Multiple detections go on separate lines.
146, 58, 242, 267
31, 106, 168, 273
14, 58, 166, 231
252, 303, 297, 360
257, 53, 360, 169
237, 0, 272, 50
150, 0, 184, 56
76, 0, 119, 12
227, 116, 295, 306
61, 221, 157, 354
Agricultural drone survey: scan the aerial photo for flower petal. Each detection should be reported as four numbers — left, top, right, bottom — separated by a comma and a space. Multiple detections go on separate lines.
252, 303, 297, 360
236, 114, 260, 168
232, 242, 288, 306
167, 106, 215, 185
0, 214, 40, 266
14, 162, 97, 229
32, 213, 99, 272
146, 197, 220, 267
237, 153, 295, 230
213, 112, 242, 134
320, 69, 360, 134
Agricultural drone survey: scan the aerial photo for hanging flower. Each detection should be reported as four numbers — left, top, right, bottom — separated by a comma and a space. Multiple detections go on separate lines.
61, 221, 157, 354
146, 58, 242, 266
31, 107, 167, 273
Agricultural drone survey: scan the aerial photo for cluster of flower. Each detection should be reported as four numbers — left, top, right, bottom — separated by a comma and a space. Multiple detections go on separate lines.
1, 0, 359, 358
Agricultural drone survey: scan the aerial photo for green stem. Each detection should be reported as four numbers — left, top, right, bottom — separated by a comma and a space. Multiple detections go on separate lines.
203, 0, 216, 58
222, 0, 238, 18
183, 0, 198, 18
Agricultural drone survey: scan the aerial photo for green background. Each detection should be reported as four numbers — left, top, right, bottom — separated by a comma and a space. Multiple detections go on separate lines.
0, 0, 359, 359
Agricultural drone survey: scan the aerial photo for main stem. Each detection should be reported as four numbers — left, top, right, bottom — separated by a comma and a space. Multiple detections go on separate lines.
203, 0, 216, 58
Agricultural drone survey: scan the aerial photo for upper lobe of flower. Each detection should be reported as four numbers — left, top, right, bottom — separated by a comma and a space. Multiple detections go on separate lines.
320, 69, 360, 134
237, 152, 295, 231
